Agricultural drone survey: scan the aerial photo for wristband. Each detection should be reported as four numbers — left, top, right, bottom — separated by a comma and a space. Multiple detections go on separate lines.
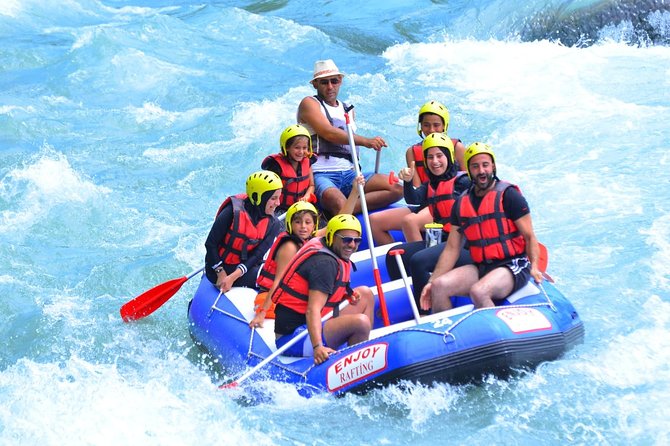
312, 343, 322, 350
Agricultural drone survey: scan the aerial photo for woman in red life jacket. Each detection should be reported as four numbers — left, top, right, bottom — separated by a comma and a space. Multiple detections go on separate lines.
385, 133, 472, 313
369, 101, 467, 245
420, 143, 543, 312
261, 124, 316, 214
249, 175, 365, 329
204, 170, 283, 293
270, 214, 374, 365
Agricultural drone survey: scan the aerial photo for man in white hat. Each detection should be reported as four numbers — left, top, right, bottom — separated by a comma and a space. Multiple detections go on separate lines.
297, 59, 402, 218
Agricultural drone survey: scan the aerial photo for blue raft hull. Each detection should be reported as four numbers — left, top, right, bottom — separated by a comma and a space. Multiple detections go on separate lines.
187, 243, 584, 396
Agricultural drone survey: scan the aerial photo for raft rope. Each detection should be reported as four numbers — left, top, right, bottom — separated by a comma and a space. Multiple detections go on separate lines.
206, 283, 560, 379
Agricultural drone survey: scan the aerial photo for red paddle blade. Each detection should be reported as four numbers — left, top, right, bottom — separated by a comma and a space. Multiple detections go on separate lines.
538, 242, 549, 273
120, 276, 188, 322
219, 381, 238, 390
537, 242, 555, 283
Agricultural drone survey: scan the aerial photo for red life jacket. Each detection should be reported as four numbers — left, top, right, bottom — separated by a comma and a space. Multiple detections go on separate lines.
256, 232, 304, 290
457, 181, 526, 264
270, 237, 352, 317
412, 137, 461, 184
410, 143, 430, 183
263, 153, 311, 208
215, 194, 271, 265
426, 172, 467, 233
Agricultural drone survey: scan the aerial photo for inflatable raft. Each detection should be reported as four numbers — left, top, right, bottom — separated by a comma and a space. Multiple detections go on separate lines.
187, 244, 584, 396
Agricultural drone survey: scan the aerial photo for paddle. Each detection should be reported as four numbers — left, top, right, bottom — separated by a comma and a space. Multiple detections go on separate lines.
220, 300, 350, 389
538, 242, 554, 283
389, 249, 421, 324
121, 211, 289, 322
120, 266, 204, 322
374, 148, 381, 174
343, 105, 391, 326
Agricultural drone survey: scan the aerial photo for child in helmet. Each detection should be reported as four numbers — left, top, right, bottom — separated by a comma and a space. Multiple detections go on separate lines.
204, 170, 284, 293
368, 101, 467, 245
261, 124, 316, 214
250, 175, 365, 329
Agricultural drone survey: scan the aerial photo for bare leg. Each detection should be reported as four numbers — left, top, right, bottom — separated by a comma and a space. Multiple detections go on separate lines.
353, 174, 402, 213
369, 207, 410, 245
401, 207, 433, 242
320, 187, 347, 218
323, 286, 373, 347
469, 267, 514, 308
430, 264, 479, 312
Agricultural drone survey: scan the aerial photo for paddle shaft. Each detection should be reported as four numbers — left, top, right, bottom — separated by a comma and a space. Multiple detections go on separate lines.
343, 105, 391, 326
224, 300, 350, 388
389, 249, 421, 324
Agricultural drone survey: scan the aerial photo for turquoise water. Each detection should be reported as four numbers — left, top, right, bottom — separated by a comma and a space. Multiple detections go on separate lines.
2, 1, 670, 444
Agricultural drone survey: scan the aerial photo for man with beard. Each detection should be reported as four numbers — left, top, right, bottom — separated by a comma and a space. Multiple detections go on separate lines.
271, 214, 374, 365
419, 143, 543, 312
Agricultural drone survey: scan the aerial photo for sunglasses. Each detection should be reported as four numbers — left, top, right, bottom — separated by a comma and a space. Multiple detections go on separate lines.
318, 77, 341, 86
336, 234, 362, 245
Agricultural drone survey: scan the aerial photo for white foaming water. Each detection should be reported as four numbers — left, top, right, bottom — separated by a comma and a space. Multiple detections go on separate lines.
3, 1, 670, 444
0, 149, 110, 235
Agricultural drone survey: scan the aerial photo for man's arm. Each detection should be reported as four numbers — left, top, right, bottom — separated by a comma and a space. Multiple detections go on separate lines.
297, 97, 386, 150
306, 289, 332, 364
514, 214, 542, 283
419, 228, 463, 310
429, 228, 463, 281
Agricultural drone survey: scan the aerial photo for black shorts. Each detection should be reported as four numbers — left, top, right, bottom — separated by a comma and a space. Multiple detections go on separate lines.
478, 256, 531, 295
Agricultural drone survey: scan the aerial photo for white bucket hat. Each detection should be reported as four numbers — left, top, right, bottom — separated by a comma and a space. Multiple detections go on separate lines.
311, 59, 345, 82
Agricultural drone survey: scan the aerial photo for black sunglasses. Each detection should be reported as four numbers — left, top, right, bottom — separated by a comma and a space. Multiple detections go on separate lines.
318, 77, 341, 86
336, 234, 362, 245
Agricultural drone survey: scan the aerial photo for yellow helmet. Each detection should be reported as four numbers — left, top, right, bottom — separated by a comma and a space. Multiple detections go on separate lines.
245, 170, 282, 206
422, 132, 455, 166
280, 124, 313, 157
285, 201, 319, 236
463, 142, 496, 178
416, 100, 450, 137
326, 214, 361, 247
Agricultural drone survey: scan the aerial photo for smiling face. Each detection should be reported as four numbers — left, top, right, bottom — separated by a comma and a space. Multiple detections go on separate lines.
330, 228, 361, 261
312, 75, 342, 106
286, 135, 310, 164
264, 189, 282, 215
425, 146, 449, 176
290, 211, 316, 241
419, 113, 445, 138
468, 153, 496, 192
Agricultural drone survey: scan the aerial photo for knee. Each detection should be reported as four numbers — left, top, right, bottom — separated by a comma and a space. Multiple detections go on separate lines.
469, 281, 489, 305
357, 286, 373, 303
431, 273, 453, 294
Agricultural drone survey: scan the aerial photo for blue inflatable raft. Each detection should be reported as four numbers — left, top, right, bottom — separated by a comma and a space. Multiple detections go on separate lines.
187, 243, 584, 396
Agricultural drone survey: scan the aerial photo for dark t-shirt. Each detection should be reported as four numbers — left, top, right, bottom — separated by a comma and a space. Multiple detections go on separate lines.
274, 253, 339, 335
